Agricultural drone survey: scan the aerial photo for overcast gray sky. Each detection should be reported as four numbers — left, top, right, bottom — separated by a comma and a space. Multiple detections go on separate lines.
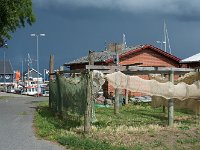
2, 0, 200, 73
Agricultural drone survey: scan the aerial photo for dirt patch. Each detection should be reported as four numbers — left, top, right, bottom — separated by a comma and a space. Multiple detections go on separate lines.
88, 124, 200, 149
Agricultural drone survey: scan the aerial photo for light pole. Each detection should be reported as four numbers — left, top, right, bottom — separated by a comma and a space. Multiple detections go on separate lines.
30, 33, 45, 96
2, 43, 8, 91
4, 48, 5, 87
21, 58, 24, 82
156, 41, 166, 50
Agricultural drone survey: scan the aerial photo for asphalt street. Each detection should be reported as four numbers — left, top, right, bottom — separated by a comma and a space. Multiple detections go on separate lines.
0, 93, 65, 150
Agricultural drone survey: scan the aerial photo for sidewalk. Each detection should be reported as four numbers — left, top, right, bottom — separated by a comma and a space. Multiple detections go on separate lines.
0, 94, 65, 150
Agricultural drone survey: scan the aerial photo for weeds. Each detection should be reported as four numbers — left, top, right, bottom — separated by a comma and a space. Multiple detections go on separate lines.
57, 135, 130, 150
0, 96, 10, 100
178, 125, 190, 131
18, 111, 28, 115
34, 102, 200, 150
177, 138, 199, 144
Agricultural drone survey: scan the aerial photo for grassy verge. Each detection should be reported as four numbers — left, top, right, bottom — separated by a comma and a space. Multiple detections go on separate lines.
34, 102, 200, 150
0, 96, 10, 100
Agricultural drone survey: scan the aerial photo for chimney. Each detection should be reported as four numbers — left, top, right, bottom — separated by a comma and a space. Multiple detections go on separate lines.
107, 43, 123, 52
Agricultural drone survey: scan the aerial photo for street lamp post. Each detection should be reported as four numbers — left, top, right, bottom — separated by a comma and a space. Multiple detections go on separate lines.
4, 48, 5, 87
2, 44, 8, 91
30, 33, 45, 97
156, 41, 166, 51
21, 58, 24, 82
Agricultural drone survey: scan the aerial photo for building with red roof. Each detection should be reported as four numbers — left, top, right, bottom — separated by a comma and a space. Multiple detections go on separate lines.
64, 44, 181, 97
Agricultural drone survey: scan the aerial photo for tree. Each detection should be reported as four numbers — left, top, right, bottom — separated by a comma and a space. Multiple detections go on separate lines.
0, 0, 35, 46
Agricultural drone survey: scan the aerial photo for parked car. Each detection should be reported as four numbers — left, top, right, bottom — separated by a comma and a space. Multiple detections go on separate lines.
42, 90, 49, 97
7, 85, 15, 93
14, 89, 23, 94
130, 95, 152, 103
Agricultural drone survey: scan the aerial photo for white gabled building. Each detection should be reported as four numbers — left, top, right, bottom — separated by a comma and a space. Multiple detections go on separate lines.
180, 53, 200, 68
23, 68, 43, 83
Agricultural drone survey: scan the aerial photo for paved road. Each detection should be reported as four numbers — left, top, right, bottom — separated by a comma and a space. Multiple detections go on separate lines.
0, 93, 65, 150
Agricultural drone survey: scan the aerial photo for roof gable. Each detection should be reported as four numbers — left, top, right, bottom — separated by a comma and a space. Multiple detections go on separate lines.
106, 45, 181, 63
24, 68, 42, 76
64, 44, 181, 66
181, 53, 200, 63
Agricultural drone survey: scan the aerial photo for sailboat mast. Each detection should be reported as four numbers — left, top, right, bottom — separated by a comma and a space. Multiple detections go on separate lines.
166, 25, 172, 54
27, 54, 30, 86
164, 21, 172, 54
122, 33, 127, 51
164, 20, 167, 52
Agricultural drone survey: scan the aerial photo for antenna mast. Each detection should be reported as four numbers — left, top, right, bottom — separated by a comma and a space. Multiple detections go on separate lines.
25, 53, 37, 84
104, 40, 107, 51
164, 20, 167, 52
122, 33, 127, 51
166, 25, 172, 54
164, 20, 172, 54
28, 53, 33, 68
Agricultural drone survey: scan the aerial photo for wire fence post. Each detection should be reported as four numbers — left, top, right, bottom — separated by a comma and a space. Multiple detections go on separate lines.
49, 54, 54, 108
84, 50, 94, 133
60, 66, 64, 114
125, 75, 129, 105
56, 73, 62, 115
168, 70, 174, 126
56, 66, 64, 117
114, 88, 120, 114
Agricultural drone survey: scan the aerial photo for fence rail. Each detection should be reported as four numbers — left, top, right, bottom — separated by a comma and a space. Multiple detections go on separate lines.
49, 53, 199, 132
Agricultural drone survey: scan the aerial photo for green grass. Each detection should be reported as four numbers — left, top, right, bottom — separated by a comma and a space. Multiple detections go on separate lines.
34, 102, 200, 150
35, 102, 131, 150
0, 96, 10, 100
94, 104, 168, 127
177, 138, 200, 144
57, 135, 131, 150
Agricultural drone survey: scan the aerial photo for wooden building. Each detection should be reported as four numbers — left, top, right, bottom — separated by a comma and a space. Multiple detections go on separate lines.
64, 44, 181, 97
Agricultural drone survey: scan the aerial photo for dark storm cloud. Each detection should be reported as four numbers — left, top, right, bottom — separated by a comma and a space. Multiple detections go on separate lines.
34, 0, 200, 21
6, 0, 200, 71
34, 2, 131, 22
31, 0, 200, 60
